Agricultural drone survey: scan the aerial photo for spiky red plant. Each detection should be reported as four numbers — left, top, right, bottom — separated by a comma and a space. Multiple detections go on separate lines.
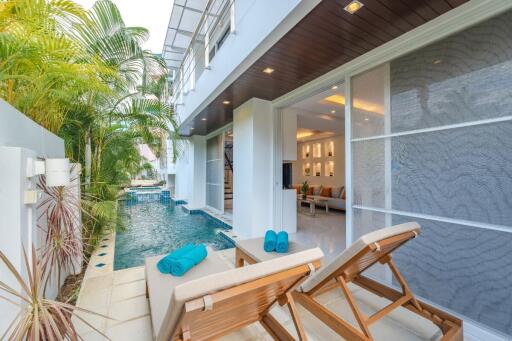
37, 165, 83, 294
0, 245, 110, 340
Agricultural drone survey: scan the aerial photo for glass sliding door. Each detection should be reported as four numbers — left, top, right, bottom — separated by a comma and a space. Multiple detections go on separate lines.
206, 134, 224, 211
349, 10, 512, 336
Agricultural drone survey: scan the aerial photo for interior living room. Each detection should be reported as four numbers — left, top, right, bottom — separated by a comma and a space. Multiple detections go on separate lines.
282, 82, 347, 258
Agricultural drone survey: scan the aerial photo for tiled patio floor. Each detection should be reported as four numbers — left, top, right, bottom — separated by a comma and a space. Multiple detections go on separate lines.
75, 247, 445, 341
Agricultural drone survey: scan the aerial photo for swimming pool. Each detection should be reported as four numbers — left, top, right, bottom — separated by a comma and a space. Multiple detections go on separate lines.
114, 198, 234, 270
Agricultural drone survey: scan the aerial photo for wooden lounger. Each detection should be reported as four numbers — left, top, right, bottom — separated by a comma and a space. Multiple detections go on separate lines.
145, 248, 323, 341
293, 222, 463, 341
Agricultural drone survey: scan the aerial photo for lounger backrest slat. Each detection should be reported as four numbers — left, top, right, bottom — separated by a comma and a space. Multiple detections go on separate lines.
174, 264, 314, 340
343, 231, 417, 282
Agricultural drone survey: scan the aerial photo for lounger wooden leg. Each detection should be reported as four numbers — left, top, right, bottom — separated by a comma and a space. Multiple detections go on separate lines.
337, 276, 373, 339
385, 256, 422, 311
260, 313, 295, 341
285, 292, 307, 340
235, 247, 244, 268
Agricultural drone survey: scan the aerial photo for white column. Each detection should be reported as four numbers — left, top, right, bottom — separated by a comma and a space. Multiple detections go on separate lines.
233, 98, 274, 238
189, 135, 207, 209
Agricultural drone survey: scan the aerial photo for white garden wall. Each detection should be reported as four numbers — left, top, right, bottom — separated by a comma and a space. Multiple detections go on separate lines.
0, 99, 80, 335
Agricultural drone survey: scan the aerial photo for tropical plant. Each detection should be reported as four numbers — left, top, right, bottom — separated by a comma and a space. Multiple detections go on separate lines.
37, 166, 83, 296
0, 245, 109, 340
0, 0, 182, 265
301, 181, 310, 198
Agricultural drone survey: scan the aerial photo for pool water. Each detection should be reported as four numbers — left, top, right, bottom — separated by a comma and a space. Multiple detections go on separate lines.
114, 199, 233, 270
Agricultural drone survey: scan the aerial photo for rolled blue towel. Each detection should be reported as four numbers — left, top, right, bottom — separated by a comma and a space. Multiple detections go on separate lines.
264, 230, 278, 252
157, 243, 196, 274
170, 244, 208, 276
276, 231, 289, 253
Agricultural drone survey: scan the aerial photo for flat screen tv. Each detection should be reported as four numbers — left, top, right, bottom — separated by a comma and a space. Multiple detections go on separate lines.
283, 163, 292, 189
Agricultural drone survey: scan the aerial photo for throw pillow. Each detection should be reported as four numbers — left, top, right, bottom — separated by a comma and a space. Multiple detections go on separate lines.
331, 187, 342, 198
320, 187, 332, 197
313, 186, 322, 196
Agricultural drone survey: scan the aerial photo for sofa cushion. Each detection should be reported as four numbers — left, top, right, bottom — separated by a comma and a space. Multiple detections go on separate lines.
341, 187, 346, 200
331, 187, 342, 198
313, 186, 322, 196
307, 187, 314, 195
320, 187, 331, 197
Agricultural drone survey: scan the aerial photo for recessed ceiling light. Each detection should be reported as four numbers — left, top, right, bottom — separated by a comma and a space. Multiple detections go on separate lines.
262, 67, 275, 74
433, 59, 442, 64
190, 127, 195, 130
331, 85, 338, 90
364, 118, 369, 121
201, 118, 207, 121
344, 0, 364, 14
331, 110, 336, 114
222, 100, 230, 105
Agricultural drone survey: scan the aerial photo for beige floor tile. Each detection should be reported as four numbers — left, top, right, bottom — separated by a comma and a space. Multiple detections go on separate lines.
105, 315, 153, 341
108, 295, 149, 323
111, 279, 146, 302
78, 329, 108, 341
113, 266, 145, 285
78, 288, 111, 310
73, 305, 109, 336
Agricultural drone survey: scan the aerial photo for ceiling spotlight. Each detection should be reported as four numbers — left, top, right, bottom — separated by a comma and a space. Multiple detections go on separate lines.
190, 127, 195, 130
262, 67, 275, 74
433, 59, 442, 64
364, 118, 369, 121
331, 110, 336, 114
344, 0, 364, 14
331, 85, 338, 90
222, 100, 231, 105
201, 118, 207, 121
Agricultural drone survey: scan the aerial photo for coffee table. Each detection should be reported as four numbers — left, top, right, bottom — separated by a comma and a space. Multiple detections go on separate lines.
297, 196, 329, 216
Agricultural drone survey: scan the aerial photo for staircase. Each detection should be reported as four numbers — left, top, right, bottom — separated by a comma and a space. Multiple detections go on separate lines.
224, 143, 233, 210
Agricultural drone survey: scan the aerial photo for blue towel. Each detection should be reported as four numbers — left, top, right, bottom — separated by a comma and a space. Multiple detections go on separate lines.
157, 244, 196, 274
264, 230, 277, 252
276, 231, 289, 253
170, 244, 208, 276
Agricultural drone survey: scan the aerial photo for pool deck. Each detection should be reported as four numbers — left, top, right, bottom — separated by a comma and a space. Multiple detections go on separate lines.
74, 230, 450, 341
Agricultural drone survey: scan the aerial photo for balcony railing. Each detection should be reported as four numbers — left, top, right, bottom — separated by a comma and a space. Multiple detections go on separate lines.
171, 0, 235, 107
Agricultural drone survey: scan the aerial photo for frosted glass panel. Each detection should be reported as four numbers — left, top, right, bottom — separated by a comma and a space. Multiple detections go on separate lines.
206, 135, 223, 210
391, 11, 512, 133
392, 122, 512, 227
350, 10, 512, 336
351, 65, 386, 139
352, 139, 385, 208
393, 216, 512, 335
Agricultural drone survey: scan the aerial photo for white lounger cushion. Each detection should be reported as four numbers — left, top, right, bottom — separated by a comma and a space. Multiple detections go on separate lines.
299, 222, 420, 293
145, 250, 231, 339
156, 247, 324, 341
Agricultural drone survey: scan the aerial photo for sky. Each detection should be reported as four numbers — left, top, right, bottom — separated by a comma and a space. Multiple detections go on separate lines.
74, 0, 174, 53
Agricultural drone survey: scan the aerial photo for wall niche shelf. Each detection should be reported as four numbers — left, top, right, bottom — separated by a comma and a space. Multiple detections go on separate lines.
302, 145, 310, 159
313, 143, 322, 158
313, 162, 322, 177
325, 161, 334, 177
326, 141, 334, 157
303, 162, 311, 177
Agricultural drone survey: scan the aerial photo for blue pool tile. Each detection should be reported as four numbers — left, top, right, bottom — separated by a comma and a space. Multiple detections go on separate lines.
95, 263, 106, 268
98, 252, 107, 256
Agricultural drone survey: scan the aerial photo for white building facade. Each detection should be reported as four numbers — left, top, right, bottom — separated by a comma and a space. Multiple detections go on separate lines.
163, 1, 512, 339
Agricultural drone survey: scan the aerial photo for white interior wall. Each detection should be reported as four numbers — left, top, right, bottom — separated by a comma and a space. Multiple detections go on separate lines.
292, 135, 345, 188
233, 98, 274, 238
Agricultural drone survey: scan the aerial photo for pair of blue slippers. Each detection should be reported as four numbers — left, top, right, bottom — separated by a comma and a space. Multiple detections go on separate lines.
157, 243, 207, 276
264, 230, 289, 253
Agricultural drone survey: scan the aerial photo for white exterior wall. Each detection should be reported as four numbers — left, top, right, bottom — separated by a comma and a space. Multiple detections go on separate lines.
233, 98, 274, 238
174, 137, 206, 209
176, 0, 320, 125
0, 100, 67, 335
